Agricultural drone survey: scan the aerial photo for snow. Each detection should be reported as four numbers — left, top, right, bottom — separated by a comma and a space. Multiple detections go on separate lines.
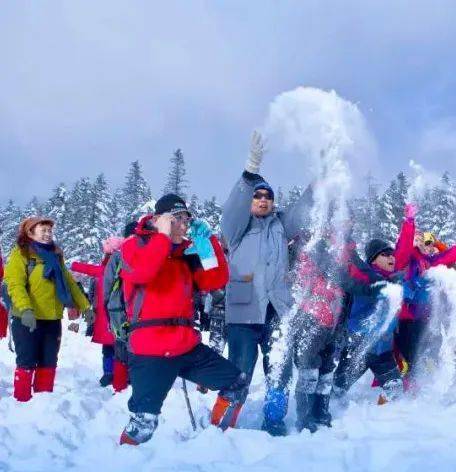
2, 323, 456, 471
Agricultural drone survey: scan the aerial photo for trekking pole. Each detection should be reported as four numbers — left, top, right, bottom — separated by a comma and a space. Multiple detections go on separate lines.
182, 379, 197, 431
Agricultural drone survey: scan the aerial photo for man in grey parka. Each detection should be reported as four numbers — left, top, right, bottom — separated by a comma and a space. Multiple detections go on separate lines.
221, 131, 312, 435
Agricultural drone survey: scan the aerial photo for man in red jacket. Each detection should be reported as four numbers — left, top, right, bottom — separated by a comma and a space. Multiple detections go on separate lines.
119, 194, 247, 445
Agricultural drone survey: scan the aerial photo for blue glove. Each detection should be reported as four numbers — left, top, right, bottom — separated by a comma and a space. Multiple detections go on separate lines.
184, 220, 218, 270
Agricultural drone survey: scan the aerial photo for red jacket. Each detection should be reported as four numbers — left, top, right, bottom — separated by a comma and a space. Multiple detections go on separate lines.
121, 233, 229, 357
71, 259, 115, 345
296, 252, 344, 328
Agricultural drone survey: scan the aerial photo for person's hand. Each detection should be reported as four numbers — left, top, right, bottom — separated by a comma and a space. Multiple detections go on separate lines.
21, 309, 36, 332
154, 214, 173, 237
245, 130, 266, 174
405, 203, 418, 219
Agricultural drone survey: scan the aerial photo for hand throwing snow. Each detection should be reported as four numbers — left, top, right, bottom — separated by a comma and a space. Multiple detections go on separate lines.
245, 130, 267, 174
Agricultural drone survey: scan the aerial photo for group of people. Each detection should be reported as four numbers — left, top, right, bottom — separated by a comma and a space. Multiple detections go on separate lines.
1, 132, 455, 446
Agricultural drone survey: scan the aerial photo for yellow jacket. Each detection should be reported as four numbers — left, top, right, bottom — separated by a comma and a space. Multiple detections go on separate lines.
4, 245, 90, 320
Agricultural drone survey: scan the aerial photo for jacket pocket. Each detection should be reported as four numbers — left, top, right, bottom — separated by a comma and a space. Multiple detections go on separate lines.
227, 280, 253, 304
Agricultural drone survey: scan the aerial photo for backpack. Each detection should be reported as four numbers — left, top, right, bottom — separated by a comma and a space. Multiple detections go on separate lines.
104, 251, 129, 342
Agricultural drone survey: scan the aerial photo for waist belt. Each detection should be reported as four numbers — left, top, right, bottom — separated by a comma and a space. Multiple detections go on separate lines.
128, 318, 195, 331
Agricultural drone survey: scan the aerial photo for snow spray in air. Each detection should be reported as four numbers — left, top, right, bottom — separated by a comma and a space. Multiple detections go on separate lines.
261, 87, 383, 387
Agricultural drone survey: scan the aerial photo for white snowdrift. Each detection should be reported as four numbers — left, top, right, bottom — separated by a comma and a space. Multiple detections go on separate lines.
1, 322, 456, 472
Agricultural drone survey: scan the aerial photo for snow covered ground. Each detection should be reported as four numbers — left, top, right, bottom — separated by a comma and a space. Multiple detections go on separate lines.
1, 322, 456, 472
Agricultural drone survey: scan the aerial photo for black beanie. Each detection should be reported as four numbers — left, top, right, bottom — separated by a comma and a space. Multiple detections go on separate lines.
155, 194, 191, 216
365, 239, 393, 264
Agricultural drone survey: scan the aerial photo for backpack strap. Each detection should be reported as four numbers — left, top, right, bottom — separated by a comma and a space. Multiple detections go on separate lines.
128, 317, 194, 331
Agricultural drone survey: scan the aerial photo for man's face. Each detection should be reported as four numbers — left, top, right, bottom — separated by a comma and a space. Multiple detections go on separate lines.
170, 212, 191, 243
372, 249, 396, 273
29, 223, 53, 244
251, 190, 274, 217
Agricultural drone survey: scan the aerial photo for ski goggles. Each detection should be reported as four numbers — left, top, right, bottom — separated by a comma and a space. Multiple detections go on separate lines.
253, 190, 273, 201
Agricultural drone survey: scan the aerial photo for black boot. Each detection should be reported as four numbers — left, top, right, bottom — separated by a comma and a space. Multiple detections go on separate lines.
99, 373, 113, 387
296, 393, 318, 433
313, 394, 332, 427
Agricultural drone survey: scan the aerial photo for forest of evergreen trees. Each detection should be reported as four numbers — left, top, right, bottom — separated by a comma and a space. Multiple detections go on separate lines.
1, 149, 455, 264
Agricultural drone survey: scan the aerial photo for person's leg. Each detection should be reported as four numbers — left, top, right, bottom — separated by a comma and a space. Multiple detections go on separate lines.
121, 354, 180, 445
34, 320, 62, 392
100, 344, 115, 387
179, 343, 247, 430
369, 351, 402, 403
260, 304, 292, 435
113, 341, 129, 392
333, 334, 368, 394
294, 320, 329, 433
11, 316, 39, 401
227, 324, 260, 383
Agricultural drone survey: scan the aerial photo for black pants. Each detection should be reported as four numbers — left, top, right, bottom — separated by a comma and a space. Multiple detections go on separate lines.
128, 343, 242, 415
395, 319, 428, 374
12, 317, 62, 369
334, 333, 401, 392
226, 303, 292, 390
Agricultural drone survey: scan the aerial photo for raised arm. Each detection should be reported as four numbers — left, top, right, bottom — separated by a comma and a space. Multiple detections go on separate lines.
71, 261, 103, 278
394, 204, 416, 271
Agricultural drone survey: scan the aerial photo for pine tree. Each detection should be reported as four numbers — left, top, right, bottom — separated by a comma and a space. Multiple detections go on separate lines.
275, 186, 285, 211
377, 172, 409, 244
428, 172, 456, 244
188, 194, 202, 219
45, 183, 70, 247
285, 185, 304, 210
64, 177, 94, 262
86, 173, 114, 260
163, 149, 187, 200
22, 197, 42, 219
0, 200, 22, 255
120, 161, 152, 225
201, 197, 222, 234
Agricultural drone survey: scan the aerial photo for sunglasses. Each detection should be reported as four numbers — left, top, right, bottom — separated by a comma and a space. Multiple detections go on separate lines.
172, 214, 192, 225
379, 250, 394, 257
424, 240, 434, 246
253, 191, 273, 201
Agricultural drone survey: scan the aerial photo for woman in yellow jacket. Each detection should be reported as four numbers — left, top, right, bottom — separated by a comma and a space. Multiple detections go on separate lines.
4, 216, 91, 402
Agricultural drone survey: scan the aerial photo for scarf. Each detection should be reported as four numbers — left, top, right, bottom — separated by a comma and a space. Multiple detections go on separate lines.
30, 241, 74, 307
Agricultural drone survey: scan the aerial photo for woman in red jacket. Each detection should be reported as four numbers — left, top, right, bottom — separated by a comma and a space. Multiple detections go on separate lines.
71, 236, 127, 390
119, 194, 247, 446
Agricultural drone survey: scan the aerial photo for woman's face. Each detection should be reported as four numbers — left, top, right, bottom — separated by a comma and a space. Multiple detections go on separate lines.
414, 232, 434, 255
29, 223, 54, 244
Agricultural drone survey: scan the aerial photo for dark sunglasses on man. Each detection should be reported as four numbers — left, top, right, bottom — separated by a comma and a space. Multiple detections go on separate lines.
253, 191, 273, 201
379, 249, 394, 257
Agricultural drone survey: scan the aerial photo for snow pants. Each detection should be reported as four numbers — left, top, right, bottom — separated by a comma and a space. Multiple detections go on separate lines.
395, 319, 429, 375
128, 343, 243, 415
334, 333, 401, 392
291, 315, 337, 397
226, 303, 292, 425
12, 317, 62, 369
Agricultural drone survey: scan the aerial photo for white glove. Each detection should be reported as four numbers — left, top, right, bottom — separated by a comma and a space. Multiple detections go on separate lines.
245, 130, 266, 174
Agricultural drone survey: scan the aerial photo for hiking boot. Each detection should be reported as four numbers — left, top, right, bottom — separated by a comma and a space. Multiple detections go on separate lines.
261, 418, 287, 437
99, 373, 113, 387
313, 394, 332, 427
120, 413, 158, 446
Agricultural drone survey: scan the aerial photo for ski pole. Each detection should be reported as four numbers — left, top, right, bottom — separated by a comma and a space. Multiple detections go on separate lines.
182, 379, 197, 431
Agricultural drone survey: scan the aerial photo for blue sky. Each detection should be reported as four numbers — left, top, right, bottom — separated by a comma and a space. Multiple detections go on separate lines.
1, 1, 456, 204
